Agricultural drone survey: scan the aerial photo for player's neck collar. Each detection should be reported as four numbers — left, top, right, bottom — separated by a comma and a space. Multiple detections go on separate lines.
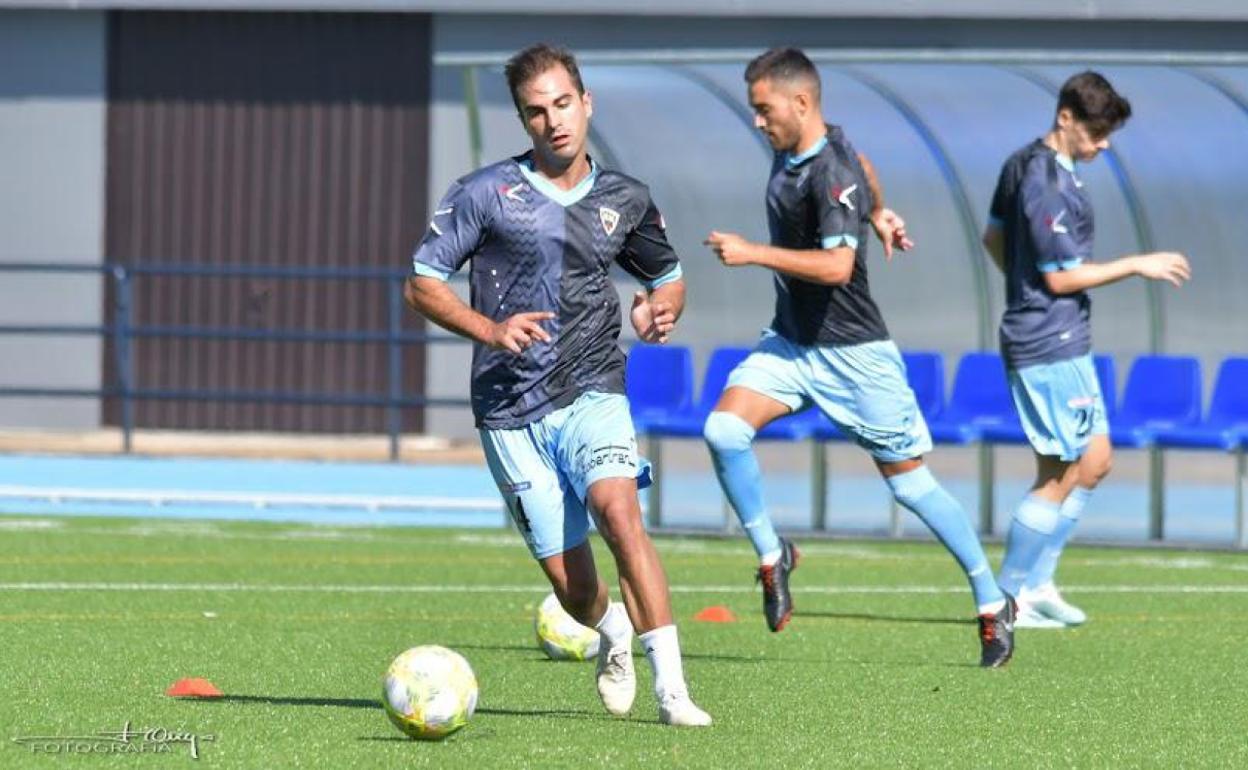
517, 153, 599, 207
1054, 153, 1076, 173
784, 133, 828, 169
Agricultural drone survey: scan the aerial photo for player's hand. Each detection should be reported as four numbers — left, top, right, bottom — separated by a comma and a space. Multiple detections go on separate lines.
1135, 252, 1191, 287
489, 311, 555, 355
870, 208, 915, 261
630, 290, 677, 344
704, 231, 756, 267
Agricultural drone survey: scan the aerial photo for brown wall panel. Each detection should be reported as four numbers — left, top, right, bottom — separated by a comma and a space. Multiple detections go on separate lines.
103, 10, 430, 433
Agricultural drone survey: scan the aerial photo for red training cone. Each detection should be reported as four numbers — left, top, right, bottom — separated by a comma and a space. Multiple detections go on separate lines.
166, 678, 223, 698
693, 605, 738, 623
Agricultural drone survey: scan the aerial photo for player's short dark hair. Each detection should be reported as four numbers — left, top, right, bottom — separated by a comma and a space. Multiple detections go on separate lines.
505, 44, 586, 113
744, 47, 821, 98
1057, 71, 1132, 138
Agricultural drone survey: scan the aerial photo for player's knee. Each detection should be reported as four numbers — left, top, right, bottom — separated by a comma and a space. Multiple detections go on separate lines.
1080, 445, 1113, 488
592, 497, 643, 546
703, 411, 755, 454
885, 465, 939, 509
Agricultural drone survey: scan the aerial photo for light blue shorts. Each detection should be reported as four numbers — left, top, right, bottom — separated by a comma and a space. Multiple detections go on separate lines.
1008, 354, 1109, 461
727, 331, 933, 463
480, 391, 652, 560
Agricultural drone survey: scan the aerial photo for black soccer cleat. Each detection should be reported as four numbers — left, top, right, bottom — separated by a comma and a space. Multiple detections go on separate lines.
978, 595, 1017, 668
756, 538, 800, 632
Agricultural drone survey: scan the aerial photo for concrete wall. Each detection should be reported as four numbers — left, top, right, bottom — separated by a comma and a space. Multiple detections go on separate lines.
0, 10, 107, 429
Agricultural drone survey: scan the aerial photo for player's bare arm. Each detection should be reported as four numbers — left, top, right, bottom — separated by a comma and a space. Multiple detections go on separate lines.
404, 275, 554, 355
982, 223, 1006, 273
858, 151, 915, 259
1042, 251, 1190, 295
705, 230, 854, 285
630, 279, 685, 344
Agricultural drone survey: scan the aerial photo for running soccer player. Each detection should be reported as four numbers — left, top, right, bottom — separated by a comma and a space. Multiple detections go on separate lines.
405, 44, 711, 726
702, 48, 1016, 667
983, 71, 1190, 628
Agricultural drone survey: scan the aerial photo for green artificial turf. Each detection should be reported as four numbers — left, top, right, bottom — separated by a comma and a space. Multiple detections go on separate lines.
0, 515, 1245, 768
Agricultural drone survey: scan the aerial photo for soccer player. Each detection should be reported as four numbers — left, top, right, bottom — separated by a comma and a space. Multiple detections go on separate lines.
405, 44, 711, 726
702, 48, 1016, 667
983, 72, 1190, 627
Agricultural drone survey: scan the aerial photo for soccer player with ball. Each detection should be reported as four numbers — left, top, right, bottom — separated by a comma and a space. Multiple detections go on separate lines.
405, 44, 711, 726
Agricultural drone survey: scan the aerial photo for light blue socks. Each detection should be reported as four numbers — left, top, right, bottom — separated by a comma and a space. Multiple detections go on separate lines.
998, 494, 1063, 596
704, 411, 781, 560
888, 466, 1005, 611
1025, 486, 1090, 590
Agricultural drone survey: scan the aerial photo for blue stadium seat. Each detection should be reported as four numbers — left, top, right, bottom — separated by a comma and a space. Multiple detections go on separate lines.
1153, 357, 1248, 451
904, 350, 946, 422
626, 344, 695, 434
1110, 355, 1203, 448
929, 352, 1020, 445
1094, 354, 1117, 421
647, 346, 819, 441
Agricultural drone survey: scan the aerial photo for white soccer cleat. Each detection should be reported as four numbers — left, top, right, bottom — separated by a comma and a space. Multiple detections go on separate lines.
1024, 583, 1088, 626
658, 693, 712, 727
1014, 598, 1069, 629
595, 645, 636, 716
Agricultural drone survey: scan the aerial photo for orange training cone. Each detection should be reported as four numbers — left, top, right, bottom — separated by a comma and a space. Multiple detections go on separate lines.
166, 678, 223, 698
693, 605, 737, 623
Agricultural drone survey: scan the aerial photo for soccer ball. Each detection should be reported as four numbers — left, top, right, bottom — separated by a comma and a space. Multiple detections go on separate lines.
382, 645, 478, 740
535, 592, 601, 661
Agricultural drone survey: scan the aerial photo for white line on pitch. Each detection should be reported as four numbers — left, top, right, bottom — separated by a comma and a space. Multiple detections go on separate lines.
1, 582, 1247, 595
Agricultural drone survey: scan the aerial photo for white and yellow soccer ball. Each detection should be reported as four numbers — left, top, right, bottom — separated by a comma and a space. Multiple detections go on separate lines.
382, 645, 478, 740
534, 592, 601, 661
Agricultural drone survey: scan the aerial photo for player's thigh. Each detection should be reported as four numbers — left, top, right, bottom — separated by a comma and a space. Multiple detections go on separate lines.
1010, 355, 1105, 464
712, 387, 793, 430
480, 425, 591, 561
554, 392, 652, 509
808, 340, 932, 463
1077, 433, 1113, 487
716, 331, 808, 429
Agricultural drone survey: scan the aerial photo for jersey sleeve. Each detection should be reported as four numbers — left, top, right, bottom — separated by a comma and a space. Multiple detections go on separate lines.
987, 165, 1010, 229
411, 180, 492, 280
812, 160, 862, 250
1020, 165, 1083, 272
617, 192, 682, 290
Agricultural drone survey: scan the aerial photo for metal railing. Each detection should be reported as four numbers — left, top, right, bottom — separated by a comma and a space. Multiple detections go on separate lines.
0, 262, 471, 459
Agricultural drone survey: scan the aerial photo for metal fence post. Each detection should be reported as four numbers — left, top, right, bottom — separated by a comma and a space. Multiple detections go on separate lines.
978, 443, 995, 536
810, 440, 827, 531
112, 266, 135, 453
1148, 448, 1165, 541
1235, 449, 1245, 549
463, 65, 485, 171
645, 435, 663, 529
387, 278, 404, 461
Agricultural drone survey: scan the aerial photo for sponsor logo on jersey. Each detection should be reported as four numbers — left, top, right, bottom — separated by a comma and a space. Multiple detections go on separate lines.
599, 206, 620, 236
830, 183, 858, 210
1047, 210, 1069, 234
429, 206, 454, 236
500, 183, 528, 202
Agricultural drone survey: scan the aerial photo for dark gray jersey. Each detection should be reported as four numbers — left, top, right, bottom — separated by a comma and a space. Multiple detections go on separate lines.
412, 153, 681, 429
990, 139, 1094, 369
765, 125, 889, 347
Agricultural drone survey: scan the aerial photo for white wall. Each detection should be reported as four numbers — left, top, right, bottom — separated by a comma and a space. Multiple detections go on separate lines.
0, 10, 107, 428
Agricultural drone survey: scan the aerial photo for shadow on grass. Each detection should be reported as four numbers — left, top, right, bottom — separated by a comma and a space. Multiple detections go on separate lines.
198, 695, 617, 723
798, 610, 974, 626
199, 695, 381, 710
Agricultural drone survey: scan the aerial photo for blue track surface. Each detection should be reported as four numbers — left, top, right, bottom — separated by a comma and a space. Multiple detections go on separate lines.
0, 453, 1239, 545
